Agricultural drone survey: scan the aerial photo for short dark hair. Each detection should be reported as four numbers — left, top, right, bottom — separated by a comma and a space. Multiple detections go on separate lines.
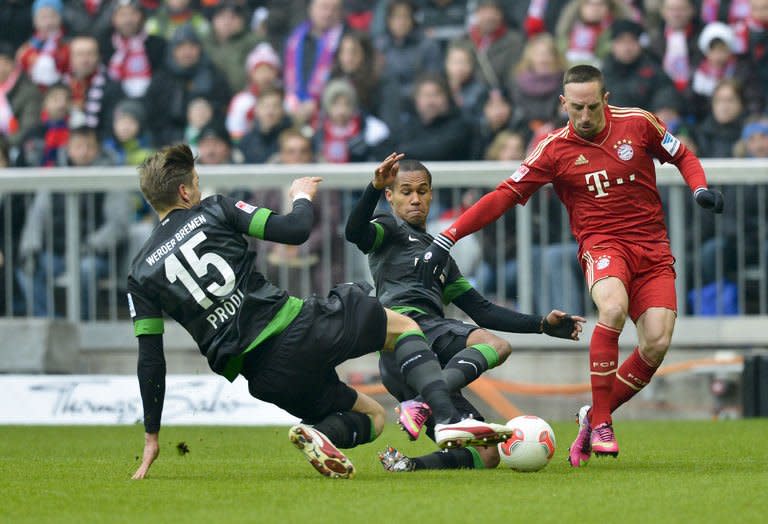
138, 143, 196, 212
396, 158, 432, 187
563, 64, 606, 95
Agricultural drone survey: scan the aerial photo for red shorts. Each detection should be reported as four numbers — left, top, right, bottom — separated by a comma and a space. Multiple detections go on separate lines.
579, 237, 677, 322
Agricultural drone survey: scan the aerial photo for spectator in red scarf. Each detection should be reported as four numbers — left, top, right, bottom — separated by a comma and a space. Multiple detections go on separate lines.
64, 35, 123, 138
100, 0, 166, 99
0, 42, 42, 149
691, 22, 743, 118
555, 0, 631, 67
16, 82, 70, 167
465, 0, 524, 89
283, 0, 345, 127
16, 0, 69, 89
315, 78, 390, 163
226, 42, 282, 141
647, 0, 702, 93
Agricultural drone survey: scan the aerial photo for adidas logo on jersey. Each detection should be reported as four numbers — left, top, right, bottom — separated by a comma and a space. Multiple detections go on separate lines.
574, 154, 588, 166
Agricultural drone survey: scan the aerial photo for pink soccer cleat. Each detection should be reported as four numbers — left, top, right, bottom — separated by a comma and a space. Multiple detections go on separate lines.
288, 425, 355, 479
396, 399, 432, 441
568, 405, 592, 467
434, 418, 512, 449
590, 422, 619, 458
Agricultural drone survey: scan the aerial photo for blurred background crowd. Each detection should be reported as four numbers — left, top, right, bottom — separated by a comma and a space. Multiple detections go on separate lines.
0, 0, 766, 319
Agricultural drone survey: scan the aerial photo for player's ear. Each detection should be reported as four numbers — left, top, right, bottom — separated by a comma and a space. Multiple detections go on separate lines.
178, 183, 191, 204
603, 90, 610, 104
558, 94, 566, 107
384, 187, 393, 203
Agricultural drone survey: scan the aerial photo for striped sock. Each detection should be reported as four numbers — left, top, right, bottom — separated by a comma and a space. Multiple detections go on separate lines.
610, 347, 659, 412
589, 322, 620, 426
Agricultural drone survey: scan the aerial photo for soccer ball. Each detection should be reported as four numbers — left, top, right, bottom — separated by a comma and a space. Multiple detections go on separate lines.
497, 415, 556, 472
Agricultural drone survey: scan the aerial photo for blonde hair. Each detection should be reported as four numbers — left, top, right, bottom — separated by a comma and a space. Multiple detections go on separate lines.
138, 143, 195, 212
514, 33, 567, 76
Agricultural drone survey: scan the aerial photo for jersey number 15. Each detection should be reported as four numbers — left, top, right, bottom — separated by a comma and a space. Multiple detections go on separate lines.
164, 231, 236, 309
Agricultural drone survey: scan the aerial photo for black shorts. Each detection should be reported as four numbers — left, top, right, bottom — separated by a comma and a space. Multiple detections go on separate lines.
406, 311, 479, 365
241, 282, 387, 423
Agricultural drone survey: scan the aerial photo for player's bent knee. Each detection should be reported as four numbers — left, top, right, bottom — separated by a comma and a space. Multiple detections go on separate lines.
598, 303, 627, 326
495, 341, 512, 363
640, 336, 671, 365
369, 404, 386, 439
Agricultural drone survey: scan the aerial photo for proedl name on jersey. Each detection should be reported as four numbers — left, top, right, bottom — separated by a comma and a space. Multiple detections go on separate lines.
145, 215, 208, 266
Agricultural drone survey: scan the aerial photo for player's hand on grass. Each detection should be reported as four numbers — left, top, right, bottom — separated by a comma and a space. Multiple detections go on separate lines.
373, 152, 405, 190
694, 188, 724, 213
132, 432, 160, 480
289, 176, 323, 202
542, 310, 586, 340
418, 234, 454, 289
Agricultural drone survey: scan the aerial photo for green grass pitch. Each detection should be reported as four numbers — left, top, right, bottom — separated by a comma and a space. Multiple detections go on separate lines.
1, 420, 766, 523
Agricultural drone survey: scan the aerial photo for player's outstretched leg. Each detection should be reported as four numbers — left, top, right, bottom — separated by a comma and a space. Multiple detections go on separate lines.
590, 422, 619, 458
289, 425, 355, 479
396, 399, 431, 440
434, 418, 512, 449
568, 404, 592, 467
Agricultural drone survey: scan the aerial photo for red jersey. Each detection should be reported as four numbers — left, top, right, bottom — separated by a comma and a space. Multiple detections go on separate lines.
496, 105, 696, 246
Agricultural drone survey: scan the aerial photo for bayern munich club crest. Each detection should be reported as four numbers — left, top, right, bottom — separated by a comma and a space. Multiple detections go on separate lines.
617, 143, 634, 161
596, 255, 611, 270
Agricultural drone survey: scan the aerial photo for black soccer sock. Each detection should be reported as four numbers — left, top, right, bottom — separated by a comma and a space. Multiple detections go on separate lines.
312, 411, 374, 449
394, 330, 458, 423
412, 447, 484, 470
442, 343, 499, 393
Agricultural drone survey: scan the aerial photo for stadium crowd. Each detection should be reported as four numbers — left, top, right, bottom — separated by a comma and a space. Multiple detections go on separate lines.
0, 0, 766, 318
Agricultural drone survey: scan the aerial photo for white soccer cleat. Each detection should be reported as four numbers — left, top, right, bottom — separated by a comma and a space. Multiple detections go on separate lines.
434, 419, 512, 449
288, 425, 355, 479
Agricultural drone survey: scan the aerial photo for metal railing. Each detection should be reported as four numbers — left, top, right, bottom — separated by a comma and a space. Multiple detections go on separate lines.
0, 160, 766, 323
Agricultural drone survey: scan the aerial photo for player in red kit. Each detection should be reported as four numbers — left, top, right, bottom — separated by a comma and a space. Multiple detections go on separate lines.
418, 65, 724, 466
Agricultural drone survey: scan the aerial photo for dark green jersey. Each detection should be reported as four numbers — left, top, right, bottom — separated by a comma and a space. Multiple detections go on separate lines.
127, 195, 303, 381
367, 212, 471, 317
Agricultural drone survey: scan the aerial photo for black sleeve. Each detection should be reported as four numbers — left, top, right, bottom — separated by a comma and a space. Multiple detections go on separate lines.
344, 182, 384, 252
262, 198, 314, 245
453, 287, 543, 333
137, 334, 166, 434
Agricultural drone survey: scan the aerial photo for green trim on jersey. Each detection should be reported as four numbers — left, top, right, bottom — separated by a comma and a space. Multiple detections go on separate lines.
466, 446, 485, 469
134, 317, 164, 336
472, 343, 500, 369
222, 296, 304, 381
442, 277, 472, 305
370, 221, 385, 252
395, 329, 426, 345
390, 305, 428, 316
248, 208, 273, 239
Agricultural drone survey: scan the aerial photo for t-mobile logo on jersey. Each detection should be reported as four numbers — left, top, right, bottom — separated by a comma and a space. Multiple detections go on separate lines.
585, 170, 636, 198
585, 170, 610, 198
